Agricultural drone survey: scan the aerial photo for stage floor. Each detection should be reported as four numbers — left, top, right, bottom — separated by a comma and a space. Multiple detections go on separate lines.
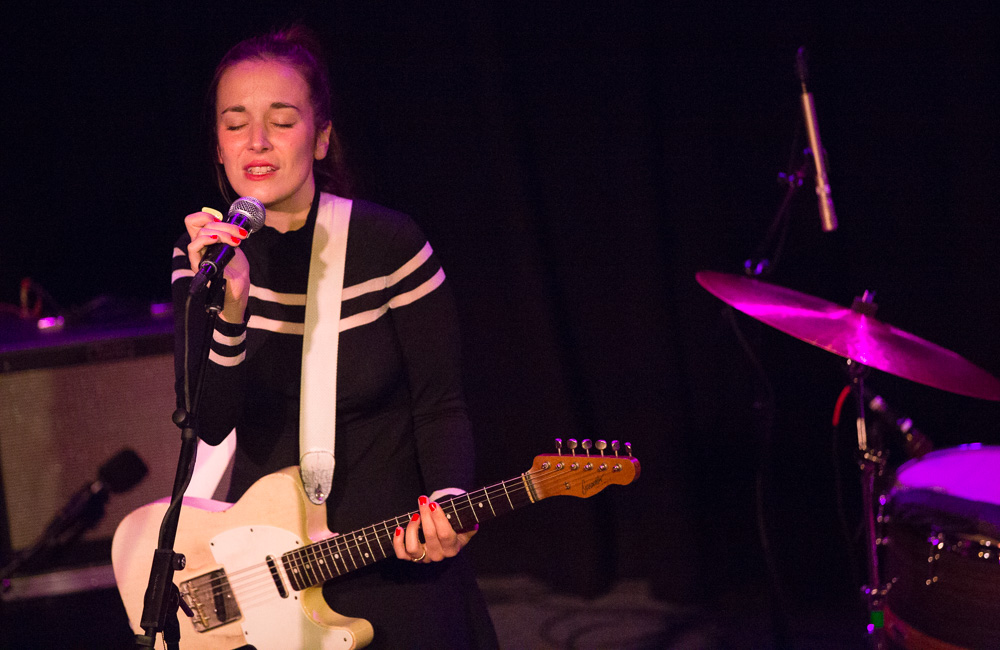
480, 575, 865, 649
1, 568, 867, 648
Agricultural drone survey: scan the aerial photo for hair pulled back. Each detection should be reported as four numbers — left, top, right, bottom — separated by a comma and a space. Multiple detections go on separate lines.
208, 25, 352, 201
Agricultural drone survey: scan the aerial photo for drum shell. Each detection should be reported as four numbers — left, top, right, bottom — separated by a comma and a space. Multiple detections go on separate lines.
884, 446, 1000, 650
884, 516, 1000, 649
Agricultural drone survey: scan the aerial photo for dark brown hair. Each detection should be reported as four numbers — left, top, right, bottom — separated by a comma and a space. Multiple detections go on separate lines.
207, 25, 352, 201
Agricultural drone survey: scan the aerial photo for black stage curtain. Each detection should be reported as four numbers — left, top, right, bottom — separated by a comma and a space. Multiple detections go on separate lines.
5, 1, 998, 608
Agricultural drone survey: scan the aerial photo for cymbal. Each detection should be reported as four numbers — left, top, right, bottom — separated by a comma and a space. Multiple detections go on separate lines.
696, 270, 1000, 401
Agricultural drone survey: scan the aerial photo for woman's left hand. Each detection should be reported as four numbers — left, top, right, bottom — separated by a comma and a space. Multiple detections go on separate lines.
392, 495, 478, 563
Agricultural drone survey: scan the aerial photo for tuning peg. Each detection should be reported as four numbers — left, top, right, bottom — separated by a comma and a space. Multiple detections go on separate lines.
625, 442, 632, 458
595, 440, 607, 456
567, 439, 578, 456
611, 440, 620, 456
554, 438, 563, 455
581, 439, 592, 456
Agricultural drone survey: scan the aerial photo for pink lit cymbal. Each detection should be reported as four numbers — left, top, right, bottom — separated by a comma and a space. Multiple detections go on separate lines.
696, 270, 1000, 401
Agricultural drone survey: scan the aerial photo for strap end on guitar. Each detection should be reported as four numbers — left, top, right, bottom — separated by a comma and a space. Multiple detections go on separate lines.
300, 450, 335, 505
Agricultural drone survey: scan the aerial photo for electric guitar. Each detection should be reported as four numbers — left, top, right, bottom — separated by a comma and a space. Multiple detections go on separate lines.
111, 443, 640, 649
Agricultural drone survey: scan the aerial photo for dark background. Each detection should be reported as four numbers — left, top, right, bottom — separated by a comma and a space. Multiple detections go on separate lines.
3, 0, 998, 630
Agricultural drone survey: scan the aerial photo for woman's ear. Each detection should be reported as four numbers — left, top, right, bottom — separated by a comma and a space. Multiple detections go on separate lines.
315, 122, 333, 160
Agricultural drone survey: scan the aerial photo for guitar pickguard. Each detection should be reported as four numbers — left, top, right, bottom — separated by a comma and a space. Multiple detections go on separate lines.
198, 524, 353, 649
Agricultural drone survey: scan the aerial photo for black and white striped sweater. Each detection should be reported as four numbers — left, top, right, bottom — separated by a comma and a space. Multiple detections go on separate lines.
170, 192, 474, 535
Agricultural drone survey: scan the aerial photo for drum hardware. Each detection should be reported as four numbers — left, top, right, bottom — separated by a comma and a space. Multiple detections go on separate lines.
925, 530, 996, 570
696, 271, 1000, 649
844, 350, 891, 644
925, 533, 944, 586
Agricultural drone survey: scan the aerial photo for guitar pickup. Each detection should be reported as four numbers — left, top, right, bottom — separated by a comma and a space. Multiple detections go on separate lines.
179, 568, 242, 632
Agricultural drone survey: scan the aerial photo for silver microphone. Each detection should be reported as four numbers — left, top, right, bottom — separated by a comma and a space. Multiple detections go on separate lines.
188, 196, 266, 295
796, 47, 837, 232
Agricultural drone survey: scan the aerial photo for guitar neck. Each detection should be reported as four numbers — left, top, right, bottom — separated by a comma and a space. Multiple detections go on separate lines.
281, 474, 532, 591
281, 451, 639, 592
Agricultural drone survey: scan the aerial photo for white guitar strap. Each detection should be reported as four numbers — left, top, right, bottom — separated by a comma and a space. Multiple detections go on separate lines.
299, 192, 352, 505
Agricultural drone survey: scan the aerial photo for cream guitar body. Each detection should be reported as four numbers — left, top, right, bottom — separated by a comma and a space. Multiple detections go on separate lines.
112, 468, 371, 649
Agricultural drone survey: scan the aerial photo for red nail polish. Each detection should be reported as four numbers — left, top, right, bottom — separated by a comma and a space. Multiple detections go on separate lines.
238, 227, 248, 237
208, 234, 219, 240
230, 236, 240, 244
429, 502, 438, 512
411, 513, 420, 522
395, 527, 402, 537
418, 496, 428, 507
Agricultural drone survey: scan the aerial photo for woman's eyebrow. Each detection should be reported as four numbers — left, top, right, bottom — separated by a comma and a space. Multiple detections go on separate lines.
220, 102, 300, 115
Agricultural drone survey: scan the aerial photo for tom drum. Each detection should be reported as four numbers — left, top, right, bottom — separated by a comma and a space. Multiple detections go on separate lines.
884, 444, 1000, 649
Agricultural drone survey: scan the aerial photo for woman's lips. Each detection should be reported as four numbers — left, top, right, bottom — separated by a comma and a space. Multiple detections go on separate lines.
244, 164, 277, 180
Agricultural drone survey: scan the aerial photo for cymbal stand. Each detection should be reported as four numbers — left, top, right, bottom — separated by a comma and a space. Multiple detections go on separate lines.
846, 292, 888, 649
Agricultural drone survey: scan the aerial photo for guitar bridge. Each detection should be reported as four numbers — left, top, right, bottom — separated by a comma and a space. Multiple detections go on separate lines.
179, 569, 242, 632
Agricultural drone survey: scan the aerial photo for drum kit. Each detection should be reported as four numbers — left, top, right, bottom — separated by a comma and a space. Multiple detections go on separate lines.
697, 271, 1000, 650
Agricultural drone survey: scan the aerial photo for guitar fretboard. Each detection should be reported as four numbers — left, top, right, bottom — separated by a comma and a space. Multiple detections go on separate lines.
281, 472, 536, 591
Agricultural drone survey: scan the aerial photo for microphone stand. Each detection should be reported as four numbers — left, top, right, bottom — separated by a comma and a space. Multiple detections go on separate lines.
727, 123, 814, 650
132, 278, 227, 650
744, 159, 808, 279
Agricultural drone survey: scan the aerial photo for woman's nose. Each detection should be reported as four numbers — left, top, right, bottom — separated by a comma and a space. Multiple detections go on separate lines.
249, 123, 271, 152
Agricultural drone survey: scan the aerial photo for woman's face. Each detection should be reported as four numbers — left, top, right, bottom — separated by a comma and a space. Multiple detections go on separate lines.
215, 59, 331, 214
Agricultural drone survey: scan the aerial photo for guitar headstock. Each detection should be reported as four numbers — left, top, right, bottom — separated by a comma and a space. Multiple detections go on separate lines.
526, 439, 640, 501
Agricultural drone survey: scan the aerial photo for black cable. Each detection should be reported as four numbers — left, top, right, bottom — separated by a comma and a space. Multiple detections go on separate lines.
722, 307, 789, 650
830, 399, 862, 594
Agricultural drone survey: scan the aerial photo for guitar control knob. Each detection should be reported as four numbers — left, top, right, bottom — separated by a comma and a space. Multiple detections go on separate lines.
595, 440, 607, 456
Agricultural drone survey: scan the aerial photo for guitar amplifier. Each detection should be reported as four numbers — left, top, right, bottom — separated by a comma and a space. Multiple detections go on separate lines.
0, 311, 181, 561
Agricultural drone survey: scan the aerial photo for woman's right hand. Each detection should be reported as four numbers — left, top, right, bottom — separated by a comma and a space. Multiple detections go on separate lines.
184, 210, 250, 324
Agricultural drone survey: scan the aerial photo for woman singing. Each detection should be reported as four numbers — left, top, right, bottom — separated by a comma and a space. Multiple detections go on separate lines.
170, 24, 498, 649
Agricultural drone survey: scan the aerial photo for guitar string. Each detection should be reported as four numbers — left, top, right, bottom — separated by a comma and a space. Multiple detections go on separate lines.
215, 464, 565, 589
202, 463, 619, 610
196, 477, 540, 602
189, 460, 632, 606
188, 460, 628, 605
191, 460, 615, 606
190, 476, 540, 606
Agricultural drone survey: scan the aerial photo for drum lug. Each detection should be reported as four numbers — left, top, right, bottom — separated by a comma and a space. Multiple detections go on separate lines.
925, 532, 944, 586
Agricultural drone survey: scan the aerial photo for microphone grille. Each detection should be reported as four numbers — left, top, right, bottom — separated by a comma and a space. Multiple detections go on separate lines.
229, 196, 267, 233
98, 448, 148, 493
795, 46, 809, 85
